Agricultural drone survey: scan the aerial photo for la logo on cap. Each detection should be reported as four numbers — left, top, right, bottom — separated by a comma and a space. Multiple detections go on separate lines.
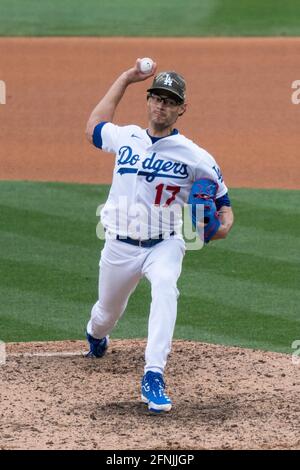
163, 74, 173, 86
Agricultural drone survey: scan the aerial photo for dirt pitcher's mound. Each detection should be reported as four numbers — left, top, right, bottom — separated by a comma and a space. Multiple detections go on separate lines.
1, 340, 300, 450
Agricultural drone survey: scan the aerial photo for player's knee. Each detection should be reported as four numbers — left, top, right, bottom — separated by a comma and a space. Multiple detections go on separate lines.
151, 271, 179, 295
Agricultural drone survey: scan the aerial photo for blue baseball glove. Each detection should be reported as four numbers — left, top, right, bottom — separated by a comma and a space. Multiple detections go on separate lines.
188, 178, 221, 243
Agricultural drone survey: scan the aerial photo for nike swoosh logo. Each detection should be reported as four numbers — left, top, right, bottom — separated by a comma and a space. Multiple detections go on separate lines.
131, 134, 142, 139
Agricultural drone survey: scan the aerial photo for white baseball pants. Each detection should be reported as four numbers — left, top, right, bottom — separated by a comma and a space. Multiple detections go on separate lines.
87, 236, 185, 374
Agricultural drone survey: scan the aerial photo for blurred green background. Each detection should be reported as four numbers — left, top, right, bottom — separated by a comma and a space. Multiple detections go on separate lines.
0, 181, 299, 353
0, 0, 300, 36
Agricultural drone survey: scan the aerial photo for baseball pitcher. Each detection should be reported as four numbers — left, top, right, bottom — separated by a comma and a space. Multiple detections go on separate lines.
85, 59, 234, 412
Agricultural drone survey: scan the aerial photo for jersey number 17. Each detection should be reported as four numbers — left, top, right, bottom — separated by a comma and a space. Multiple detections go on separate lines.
154, 184, 180, 206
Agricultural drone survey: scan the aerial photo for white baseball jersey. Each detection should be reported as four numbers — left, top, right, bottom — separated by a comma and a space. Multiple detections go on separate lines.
93, 122, 228, 239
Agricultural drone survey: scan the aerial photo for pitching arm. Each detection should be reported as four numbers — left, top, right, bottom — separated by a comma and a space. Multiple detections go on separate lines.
85, 59, 157, 144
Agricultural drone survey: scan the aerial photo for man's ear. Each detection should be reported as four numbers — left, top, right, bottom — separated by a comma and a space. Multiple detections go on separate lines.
178, 103, 187, 117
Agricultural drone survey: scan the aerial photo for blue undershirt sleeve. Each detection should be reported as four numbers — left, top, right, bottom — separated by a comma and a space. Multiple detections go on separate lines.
215, 192, 231, 210
92, 121, 108, 149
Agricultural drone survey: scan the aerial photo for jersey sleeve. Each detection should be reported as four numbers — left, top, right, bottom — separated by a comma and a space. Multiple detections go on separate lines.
215, 192, 231, 209
92, 121, 121, 153
194, 150, 228, 199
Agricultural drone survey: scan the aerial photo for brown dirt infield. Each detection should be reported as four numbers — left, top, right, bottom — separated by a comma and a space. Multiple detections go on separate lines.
1, 340, 300, 450
1, 37, 300, 188
0, 38, 300, 450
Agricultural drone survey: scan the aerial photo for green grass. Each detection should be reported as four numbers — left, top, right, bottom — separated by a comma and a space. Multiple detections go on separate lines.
0, 0, 300, 37
0, 181, 299, 355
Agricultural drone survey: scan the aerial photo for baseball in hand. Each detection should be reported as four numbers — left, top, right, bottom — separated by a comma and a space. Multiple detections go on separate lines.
139, 57, 154, 74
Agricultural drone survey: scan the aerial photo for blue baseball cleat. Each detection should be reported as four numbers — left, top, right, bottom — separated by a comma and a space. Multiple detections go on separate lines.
141, 371, 172, 412
86, 332, 109, 358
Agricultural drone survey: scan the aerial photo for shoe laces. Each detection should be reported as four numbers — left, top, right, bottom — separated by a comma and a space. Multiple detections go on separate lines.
145, 372, 168, 398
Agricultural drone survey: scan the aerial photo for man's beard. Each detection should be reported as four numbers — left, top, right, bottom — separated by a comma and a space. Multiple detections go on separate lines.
151, 116, 177, 132
152, 121, 171, 131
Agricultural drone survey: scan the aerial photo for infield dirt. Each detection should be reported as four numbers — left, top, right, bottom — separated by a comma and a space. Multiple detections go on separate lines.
1, 37, 300, 188
1, 340, 300, 450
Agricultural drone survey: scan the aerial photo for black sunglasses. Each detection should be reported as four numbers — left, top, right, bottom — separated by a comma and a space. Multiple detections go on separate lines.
148, 92, 182, 107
